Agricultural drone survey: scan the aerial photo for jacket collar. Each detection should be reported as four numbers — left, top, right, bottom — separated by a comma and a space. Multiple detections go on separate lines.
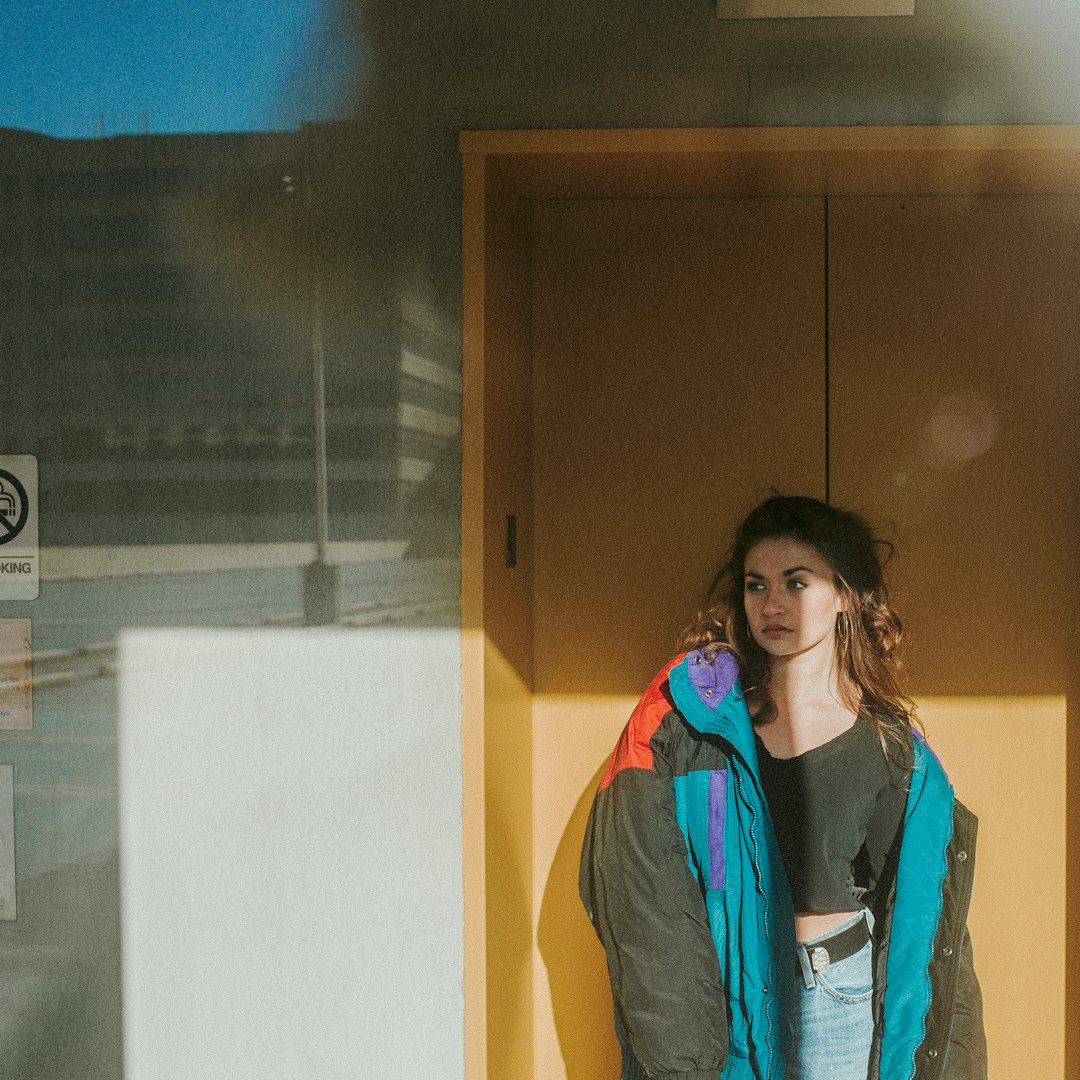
668, 649, 759, 767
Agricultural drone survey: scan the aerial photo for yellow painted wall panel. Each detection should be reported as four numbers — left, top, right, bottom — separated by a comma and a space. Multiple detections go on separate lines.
465, 164, 538, 1080
830, 193, 1077, 1080
469, 152, 1078, 1080
482, 179, 535, 690
532, 695, 636, 1080
530, 693, 1065, 1080
917, 697, 1066, 1080
484, 637, 535, 1080
531, 197, 827, 696
829, 195, 1080, 696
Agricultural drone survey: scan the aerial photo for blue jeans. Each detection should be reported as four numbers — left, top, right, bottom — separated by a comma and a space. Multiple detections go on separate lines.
782, 910, 874, 1080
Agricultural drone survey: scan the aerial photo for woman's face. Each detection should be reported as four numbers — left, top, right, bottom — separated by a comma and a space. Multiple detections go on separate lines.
742, 536, 844, 662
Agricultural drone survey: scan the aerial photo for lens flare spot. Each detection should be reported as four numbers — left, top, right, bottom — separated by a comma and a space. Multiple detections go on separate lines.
924, 392, 999, 465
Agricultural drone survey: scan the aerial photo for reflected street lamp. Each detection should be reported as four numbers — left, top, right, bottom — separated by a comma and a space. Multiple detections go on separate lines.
284, 170, 339, 625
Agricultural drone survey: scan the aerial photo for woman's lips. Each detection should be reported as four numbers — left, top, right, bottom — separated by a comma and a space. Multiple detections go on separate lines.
761, 626, 793, 638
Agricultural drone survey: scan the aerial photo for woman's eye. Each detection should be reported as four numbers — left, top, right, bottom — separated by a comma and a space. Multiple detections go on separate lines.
788, 579, 807, 590
744, 581, 764, 592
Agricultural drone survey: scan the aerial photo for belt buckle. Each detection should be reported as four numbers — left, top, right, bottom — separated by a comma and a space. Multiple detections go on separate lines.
810, 945, 831, 973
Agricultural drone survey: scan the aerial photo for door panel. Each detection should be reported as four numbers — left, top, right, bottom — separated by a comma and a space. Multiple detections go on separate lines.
830, 194, 1079, 1080
532, 197, 827, 694
830, 195, 1079, 695
524, 190, 1076, 1080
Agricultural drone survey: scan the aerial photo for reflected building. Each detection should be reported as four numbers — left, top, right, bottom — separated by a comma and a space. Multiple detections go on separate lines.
0, 121, 461, 1080
0, 123, 459, 554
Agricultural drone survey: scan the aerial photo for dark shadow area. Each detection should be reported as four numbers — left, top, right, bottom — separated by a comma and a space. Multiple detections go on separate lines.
537, 762, 620, 1080
0, 852, 121, 1080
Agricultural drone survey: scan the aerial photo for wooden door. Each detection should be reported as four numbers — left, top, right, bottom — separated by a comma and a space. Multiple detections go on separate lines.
830, 194, 1079, 1079
532, 196, 827, 695
530, 193, 1075, 1080
460, 129, 1080, 1080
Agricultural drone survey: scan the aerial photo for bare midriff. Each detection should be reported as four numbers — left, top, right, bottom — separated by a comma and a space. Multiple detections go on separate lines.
795, 910, 861, 943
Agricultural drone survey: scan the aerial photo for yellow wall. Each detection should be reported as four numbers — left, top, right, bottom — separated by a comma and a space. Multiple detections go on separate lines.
531, 196, 826, 695
830, 195, 1080, 696
532, 694, 1066, 1080
462, 157, 536, 1080
533, 695, 635, 1080
462, 131, 1080, 1080
528, 192, 1074, 1079
484, 639, 534, 1079
919, 697, 1067, 1080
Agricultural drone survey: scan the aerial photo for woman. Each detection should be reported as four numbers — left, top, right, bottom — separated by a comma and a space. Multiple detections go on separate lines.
579, 495, 986, 1080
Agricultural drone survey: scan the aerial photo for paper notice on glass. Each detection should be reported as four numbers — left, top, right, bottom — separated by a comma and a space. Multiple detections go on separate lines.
0, 620, 32, 730
0, 456, 38, 600
0, 765, 14, 920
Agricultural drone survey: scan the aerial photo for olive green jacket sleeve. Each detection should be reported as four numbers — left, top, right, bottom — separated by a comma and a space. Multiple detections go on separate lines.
579, 708, 729, 1080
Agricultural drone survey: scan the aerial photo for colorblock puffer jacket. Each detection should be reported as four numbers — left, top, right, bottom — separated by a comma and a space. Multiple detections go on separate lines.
579, 650, 986, 1080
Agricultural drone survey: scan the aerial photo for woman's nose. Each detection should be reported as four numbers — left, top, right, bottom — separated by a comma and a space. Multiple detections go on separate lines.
761, 590, 784, 615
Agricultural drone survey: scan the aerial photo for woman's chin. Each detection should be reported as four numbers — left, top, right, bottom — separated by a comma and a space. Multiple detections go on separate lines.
755, 634, 836, 663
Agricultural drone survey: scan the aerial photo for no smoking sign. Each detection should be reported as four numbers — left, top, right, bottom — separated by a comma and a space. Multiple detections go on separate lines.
0, 457, 38, 600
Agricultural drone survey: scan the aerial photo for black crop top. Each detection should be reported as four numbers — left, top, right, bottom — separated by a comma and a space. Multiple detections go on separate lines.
754, 716, 906, 914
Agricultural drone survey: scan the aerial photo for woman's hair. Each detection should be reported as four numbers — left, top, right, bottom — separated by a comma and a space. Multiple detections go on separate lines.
678, 494, 916, 762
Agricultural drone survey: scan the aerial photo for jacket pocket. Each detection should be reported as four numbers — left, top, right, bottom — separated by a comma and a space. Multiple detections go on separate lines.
707, 768, 727, 890
675, 767, 729, 891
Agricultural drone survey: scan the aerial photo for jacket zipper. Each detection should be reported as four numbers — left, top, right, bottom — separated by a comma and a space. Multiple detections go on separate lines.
732, 764, 778, 1080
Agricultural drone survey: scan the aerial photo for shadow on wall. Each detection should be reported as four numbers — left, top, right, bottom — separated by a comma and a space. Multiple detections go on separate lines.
536, 762, 620, 1080
485, 796, 536, 1080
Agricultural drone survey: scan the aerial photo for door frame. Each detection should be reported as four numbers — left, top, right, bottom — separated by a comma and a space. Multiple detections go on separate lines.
459, 125, 1080, 1080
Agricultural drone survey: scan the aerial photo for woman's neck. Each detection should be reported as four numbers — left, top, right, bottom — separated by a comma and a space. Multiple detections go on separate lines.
761, 644, 858, 755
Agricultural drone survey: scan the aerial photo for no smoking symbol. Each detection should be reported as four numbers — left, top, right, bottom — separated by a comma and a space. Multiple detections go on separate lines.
0, 470, 29, 545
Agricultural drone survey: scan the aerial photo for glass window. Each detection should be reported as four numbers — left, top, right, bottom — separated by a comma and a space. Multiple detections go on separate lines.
0, 226, 22, 253
45, 166, 191, 200
56, 214, 153, 251
58, 267, 198, 303
65, 319, 252, 356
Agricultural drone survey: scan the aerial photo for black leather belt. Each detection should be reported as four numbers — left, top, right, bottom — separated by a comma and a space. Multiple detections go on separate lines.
797, 915, 871, 974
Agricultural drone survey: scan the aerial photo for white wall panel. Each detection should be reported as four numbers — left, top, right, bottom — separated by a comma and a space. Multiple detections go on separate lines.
118, 627, 463, 1080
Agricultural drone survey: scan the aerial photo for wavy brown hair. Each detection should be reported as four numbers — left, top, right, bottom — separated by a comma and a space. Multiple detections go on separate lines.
678, 495, 917, 765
